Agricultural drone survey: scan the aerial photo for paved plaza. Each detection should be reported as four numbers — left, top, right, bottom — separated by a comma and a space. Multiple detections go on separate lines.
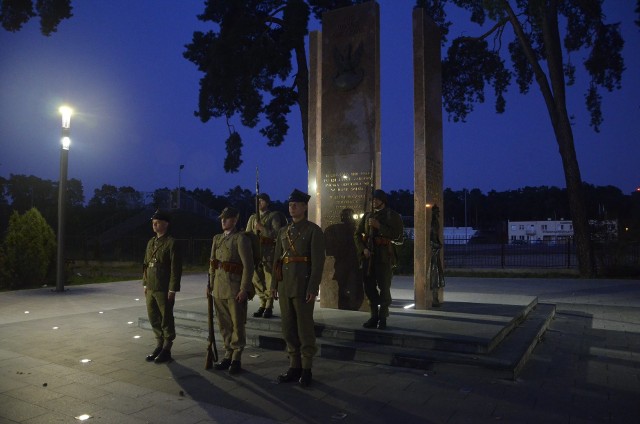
1, 275, 639, 423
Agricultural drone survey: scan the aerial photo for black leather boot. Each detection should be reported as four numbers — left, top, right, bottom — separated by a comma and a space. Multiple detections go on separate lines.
377, 306, 388, 329
145, 346, 162, 362
214, 357, 232, 370
154, 349, 172, 363
253, 307, 265, 317
299, 369, 312, 387
362, 306, 379, 328
277, 367, 302, 383
262, 308, 273, 318
228, 360, 241, 375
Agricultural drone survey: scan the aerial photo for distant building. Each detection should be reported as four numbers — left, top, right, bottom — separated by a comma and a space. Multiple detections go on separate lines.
508, 220, 573, 244
508, 219, 619, 244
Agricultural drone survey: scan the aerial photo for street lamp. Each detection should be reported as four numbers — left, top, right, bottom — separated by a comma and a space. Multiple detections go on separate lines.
56, 106, 72, 292
177, 164, 184, 209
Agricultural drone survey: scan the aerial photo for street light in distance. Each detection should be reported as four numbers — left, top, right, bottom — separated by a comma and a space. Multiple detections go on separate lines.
56, 106, 73, 292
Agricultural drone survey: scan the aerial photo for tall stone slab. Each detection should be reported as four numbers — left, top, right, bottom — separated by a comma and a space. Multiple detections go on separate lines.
413, 9, 444, 310
308, 2, 380, 310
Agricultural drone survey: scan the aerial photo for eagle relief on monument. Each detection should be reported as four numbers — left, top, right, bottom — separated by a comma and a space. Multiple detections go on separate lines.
333, 42, 365, 91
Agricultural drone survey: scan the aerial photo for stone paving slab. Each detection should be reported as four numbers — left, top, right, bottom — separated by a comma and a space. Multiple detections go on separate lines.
1, 275, 639, 423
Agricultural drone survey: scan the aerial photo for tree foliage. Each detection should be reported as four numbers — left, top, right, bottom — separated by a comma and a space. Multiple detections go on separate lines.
1, 208, 56, 289
183, 0, 366, 172
0, 0, 72, 35
418, 0, 630, 277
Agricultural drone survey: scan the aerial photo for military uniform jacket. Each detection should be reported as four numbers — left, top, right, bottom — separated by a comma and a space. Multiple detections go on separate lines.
209, 231, 255, 300
272, 219, 325, 298
143, 234, 182, 292
354, 207, 404, 264
246, 210, 284, 262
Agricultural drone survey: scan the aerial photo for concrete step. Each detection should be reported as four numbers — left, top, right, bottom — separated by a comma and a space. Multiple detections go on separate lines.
138, 300, 555, 379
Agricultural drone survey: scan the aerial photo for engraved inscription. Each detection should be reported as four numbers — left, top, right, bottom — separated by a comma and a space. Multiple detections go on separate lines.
321, 170, 371, 226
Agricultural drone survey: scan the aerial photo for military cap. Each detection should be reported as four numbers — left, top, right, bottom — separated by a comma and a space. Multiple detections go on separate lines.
257, 193, 271, 203
373, 189, 388, 203
288, 188, 311, 203
151, 209, 172, 223
219, 206, 240, 219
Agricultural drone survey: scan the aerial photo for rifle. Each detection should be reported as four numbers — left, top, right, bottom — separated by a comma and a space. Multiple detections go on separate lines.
366, 159, 376, 276
204, 275, 218, 369
255, 166, 262, 259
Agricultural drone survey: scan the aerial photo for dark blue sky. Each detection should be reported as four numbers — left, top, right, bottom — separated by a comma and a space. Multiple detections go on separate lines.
1, 1, 638, 203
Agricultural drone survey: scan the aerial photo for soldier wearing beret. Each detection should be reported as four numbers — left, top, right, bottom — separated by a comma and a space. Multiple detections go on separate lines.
245, 193, 285, 318
272, 189, 325, 387
143, 209, 182, 363
354, 189, 404, 330
207, 207, 255, 374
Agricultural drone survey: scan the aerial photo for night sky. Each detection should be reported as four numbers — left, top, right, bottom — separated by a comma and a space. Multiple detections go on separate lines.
1, 1, 638, 203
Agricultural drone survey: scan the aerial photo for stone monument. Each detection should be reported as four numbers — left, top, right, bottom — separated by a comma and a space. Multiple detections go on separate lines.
308, 2, 380, 310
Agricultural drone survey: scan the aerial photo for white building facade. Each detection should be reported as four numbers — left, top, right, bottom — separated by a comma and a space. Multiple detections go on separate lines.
508, 220, 573, 244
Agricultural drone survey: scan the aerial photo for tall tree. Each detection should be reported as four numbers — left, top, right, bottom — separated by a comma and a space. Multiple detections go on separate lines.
0, 0, 72, 35
421, 0, 627, 277
183, 0, 364, 172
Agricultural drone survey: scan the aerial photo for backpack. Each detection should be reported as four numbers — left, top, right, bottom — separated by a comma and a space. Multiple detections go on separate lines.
243, 231, 262, 268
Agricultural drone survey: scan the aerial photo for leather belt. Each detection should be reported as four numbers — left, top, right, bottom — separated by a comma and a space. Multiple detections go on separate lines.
210, 259, 244, 275
283, 256, 309, 264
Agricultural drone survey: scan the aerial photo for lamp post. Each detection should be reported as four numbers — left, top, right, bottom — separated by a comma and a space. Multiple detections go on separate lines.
177, 164, 184, 209
56, 106, 72, 292
464, 188, 468, 243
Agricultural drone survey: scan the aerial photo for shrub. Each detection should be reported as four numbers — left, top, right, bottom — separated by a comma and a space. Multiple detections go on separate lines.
2, 208, 57, 289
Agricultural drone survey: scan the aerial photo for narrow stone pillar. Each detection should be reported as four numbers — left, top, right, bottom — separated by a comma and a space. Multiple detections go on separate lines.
413, 9, 444, 309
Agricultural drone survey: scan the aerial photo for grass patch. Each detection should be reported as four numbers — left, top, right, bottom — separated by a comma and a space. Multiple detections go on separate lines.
67, 261, 204, 285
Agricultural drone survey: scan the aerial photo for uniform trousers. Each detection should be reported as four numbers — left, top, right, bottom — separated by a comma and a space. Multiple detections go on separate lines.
363, 259, 393, 315
214, 297, 247, 361
279, 296, 317, 369
253, 262, 275, 309
145, 290, 175, 349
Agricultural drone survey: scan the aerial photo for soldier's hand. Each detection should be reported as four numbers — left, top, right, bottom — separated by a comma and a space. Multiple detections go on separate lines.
368, 217, 381, 229
305, 293, 317, 303
168, 291, 176, 302
255, 222, 266, 232
236, 290, 247, 303
271, 289, 279, 300
144, 286, 147, 296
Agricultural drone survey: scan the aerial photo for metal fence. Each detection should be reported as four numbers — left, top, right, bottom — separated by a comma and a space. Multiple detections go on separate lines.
444, 241, 576, 269
66, 237, 214, 267
66, 236, 639, 273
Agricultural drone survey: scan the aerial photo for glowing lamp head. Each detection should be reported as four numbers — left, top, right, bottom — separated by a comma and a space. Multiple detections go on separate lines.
59, 106, 72, 129
61, 136, 71, 150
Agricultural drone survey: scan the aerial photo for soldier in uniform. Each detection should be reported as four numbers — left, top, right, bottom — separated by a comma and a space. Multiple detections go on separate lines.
143, 209, 182, 363
208, 207, 255, 375
354, 189, 404, 330
272, 189, 325, 387
245, 193, 284, 318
